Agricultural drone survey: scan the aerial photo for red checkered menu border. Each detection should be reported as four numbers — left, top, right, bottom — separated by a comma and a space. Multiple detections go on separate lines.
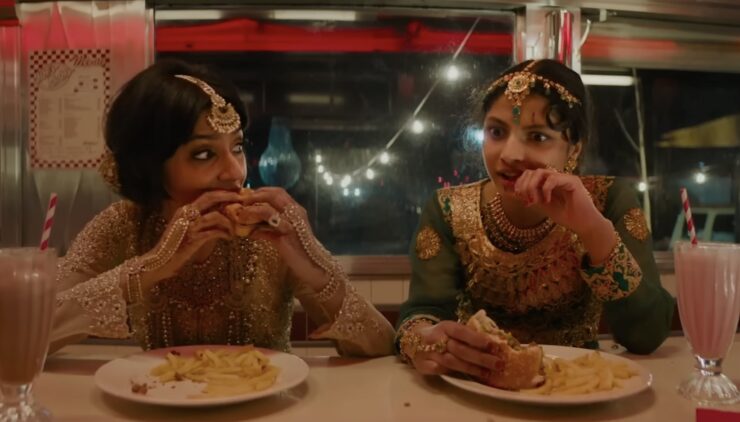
29, 49, 110, 169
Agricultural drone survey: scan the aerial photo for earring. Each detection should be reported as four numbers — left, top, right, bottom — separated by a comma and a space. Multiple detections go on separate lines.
564, 155, 578, 174
99, 148, 121, 192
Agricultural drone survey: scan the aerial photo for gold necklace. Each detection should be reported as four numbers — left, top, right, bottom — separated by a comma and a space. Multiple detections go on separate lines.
483, 193, 555, 253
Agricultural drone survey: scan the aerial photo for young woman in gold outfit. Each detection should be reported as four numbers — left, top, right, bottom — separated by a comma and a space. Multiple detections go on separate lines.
50, 59, 394, 356
396, 59, 674, 382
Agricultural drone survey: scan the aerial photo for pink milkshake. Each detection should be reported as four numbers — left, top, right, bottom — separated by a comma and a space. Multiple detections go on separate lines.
674, 241, 740, 405
0, 248, 57, 421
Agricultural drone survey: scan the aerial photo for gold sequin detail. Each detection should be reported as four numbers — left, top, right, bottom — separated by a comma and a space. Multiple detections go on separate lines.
416, 226, 442, 260
580, 235, 642, 301
317, 283, 395, 357
624, 208, 650, 242
436, 176, 618, 347
55, 202, 139, 339
396, 315, 439, 363
55, 200, 395, 356
581, 176, 614, 213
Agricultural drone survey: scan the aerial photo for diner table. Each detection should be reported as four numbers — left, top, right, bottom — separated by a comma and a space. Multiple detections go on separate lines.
37, 335, 740, 421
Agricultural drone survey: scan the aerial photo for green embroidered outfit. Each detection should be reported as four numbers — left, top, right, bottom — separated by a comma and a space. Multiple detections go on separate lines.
400, 176, 674, 354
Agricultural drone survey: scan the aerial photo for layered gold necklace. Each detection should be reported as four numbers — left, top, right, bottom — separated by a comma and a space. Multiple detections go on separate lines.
483, 193, 555, 253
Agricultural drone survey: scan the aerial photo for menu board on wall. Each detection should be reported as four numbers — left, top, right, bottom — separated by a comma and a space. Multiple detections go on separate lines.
28, 49, 110, 169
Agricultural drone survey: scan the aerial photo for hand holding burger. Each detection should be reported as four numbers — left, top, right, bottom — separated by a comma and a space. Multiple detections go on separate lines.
466, 310, 545, 390
222, 188, 264, 237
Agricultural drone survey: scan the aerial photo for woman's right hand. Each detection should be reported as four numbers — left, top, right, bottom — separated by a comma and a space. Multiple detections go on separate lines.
142, 190, 242, 281
410, 321, 504, 381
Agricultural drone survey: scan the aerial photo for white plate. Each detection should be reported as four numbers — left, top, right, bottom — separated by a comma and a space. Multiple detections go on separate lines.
94, 345, 309, 407
441, 345, 652, 406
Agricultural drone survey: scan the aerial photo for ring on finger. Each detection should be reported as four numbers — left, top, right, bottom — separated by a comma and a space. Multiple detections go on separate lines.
268, 213, 282, 228
416, 336, 448, 355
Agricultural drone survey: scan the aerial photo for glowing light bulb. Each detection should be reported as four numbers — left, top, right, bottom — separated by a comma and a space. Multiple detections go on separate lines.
475, 129, 484, 143
410, 119, 425, 134
445, 65, 460, 81
637, 181, 647, 192
695, 172, 707, 184
366, 168, 375, 180
379, 152, 390, 164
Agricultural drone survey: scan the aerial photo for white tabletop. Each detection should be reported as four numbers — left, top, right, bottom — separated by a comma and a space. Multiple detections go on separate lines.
37, 335, 740, 422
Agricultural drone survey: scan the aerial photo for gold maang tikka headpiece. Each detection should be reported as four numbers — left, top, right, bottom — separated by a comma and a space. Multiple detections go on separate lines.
97, 75, 242, 192
175, 74, 242, 134
487, 61, 581, 125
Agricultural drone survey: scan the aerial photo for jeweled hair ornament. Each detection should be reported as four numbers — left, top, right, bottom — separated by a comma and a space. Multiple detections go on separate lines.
174, 74, 241, 134
487, 61, 582, 125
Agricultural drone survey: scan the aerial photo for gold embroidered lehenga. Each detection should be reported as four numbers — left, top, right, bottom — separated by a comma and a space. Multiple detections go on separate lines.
398, 176, 674, 354
52, 201, 395, 356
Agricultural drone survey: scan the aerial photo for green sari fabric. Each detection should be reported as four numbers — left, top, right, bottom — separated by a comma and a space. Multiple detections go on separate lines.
399, 176, 675, 354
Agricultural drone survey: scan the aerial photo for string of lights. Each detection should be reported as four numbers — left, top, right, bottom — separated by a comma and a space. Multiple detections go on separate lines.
313, 18, 482, 196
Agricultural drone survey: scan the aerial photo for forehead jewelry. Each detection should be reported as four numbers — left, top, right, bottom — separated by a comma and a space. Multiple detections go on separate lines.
486, 61, 582, 125
175, 74, 241, 134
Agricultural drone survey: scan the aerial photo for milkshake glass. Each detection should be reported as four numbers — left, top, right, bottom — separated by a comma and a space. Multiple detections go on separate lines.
674, 241, 740, 405
0, 248, 57, 421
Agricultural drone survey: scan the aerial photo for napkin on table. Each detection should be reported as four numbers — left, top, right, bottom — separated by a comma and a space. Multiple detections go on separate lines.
696, 408, 740, 422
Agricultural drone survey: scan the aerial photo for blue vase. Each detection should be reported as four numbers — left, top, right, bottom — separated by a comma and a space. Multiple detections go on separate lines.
258, 117, 302, 189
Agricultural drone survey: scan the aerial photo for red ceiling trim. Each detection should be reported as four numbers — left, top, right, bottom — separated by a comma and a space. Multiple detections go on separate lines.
581, 35, 679, 59
156, 18, 513, 54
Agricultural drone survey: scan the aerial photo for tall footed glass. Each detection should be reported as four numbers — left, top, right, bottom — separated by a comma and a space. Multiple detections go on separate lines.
0, 248, 57, 422
674, 241, 740, 405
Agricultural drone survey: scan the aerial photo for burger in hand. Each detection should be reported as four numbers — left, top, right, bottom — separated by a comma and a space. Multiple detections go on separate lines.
466, 309, 545, 390
222, 188, 263, 237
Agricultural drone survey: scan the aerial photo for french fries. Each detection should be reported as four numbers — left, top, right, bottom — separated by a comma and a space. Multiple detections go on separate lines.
521, 351, 637, 396
149, 346, 279, 398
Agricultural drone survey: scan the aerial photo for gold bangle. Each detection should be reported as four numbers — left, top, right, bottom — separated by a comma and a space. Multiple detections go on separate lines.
397, 317, 440, 363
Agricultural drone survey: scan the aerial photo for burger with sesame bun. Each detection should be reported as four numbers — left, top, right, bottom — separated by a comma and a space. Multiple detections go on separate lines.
466, 309, 545, 390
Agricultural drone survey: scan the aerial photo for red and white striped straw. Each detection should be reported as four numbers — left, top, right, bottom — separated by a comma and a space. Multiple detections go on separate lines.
39, 193, 58, 251
680, 187, 698, 245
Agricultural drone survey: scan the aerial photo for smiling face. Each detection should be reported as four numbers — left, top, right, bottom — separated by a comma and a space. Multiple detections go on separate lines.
482, 93, 582, 196
162, 112, 247, 208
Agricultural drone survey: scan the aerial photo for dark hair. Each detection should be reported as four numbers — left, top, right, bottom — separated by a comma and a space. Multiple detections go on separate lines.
105, 59, 247, 209
476, 59, 592, 147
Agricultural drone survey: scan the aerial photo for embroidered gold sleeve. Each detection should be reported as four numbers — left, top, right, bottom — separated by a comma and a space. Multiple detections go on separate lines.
54, 202, 137, 339
306, 283, 396, 357
415, 226, 442, 260
623, 208, 650, 242
580, 234, 642, 301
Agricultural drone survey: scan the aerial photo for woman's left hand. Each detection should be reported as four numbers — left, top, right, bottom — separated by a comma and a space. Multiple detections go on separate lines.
238, 187, 322, 275
513, 168, 604, 235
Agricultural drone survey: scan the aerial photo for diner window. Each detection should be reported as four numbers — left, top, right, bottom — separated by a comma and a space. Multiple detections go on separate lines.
585, 70, 740, 251
155, 8, 740, 257
155, 9, 515, 254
